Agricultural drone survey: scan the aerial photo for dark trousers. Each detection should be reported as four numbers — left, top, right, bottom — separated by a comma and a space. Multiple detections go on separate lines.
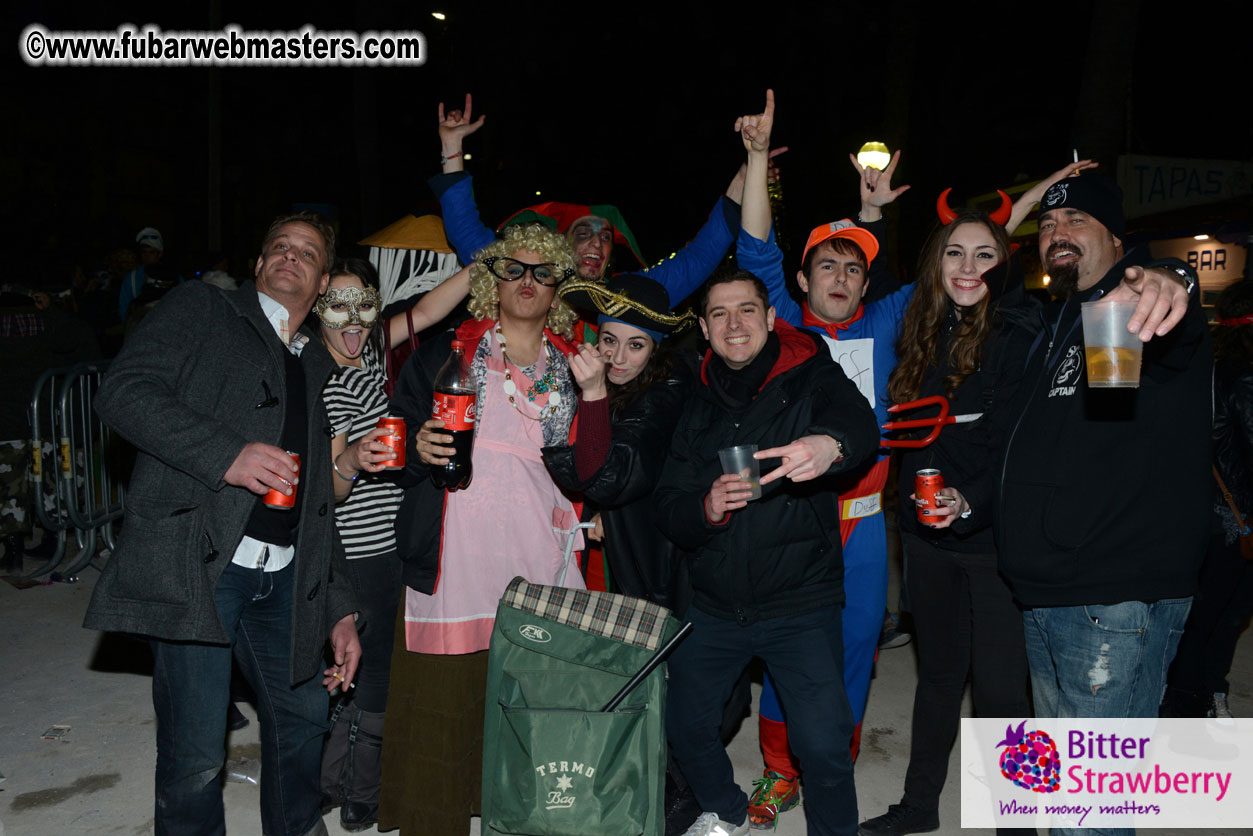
1168, 527, 1253, 697
151, 561, 328, 836
341, 553, 402, 713
667, 604, 857, 836
900, 534, 1030, 812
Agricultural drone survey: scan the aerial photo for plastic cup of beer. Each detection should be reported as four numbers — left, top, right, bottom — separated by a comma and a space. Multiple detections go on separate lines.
1080, 299, 1143, 388
718, 444, 762, 501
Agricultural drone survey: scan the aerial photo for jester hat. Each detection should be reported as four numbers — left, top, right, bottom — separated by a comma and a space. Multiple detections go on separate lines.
499, 202, 646, 268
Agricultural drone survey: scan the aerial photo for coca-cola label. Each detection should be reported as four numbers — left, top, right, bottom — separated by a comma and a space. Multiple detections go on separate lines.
432, 392, 476, 430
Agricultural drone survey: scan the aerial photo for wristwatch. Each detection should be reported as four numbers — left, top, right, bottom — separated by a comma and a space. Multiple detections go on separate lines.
1169, 265, 1197, 296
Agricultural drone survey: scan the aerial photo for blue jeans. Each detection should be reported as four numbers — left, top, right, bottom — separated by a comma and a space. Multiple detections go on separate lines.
667, 604, 856, 836
758, 524, 888, 729
151, 562, 329, 836
1023, 597, 1191, 836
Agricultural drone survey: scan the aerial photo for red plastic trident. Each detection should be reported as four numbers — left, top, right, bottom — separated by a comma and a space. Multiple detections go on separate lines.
881, 395, 983, 448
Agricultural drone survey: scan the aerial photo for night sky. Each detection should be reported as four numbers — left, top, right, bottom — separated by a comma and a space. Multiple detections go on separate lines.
5, 0, 1249, 288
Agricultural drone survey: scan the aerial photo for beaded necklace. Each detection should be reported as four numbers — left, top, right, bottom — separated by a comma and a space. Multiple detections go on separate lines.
495, 325, 561, 422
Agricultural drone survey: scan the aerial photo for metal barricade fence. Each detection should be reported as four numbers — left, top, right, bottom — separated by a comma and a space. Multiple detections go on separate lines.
25, 362, 124, 579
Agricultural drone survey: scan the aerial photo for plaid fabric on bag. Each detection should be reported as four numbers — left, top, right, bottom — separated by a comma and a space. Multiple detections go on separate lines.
0, 312, 44, 338
501, 576, 671, 651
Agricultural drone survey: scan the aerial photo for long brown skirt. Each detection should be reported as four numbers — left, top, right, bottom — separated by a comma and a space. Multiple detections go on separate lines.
377, 603, 488, 835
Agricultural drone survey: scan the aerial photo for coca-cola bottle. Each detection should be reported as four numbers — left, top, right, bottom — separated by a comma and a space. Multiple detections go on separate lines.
429, 339, 477, 490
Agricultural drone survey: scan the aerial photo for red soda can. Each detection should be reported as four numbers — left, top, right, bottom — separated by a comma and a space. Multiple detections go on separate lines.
915, 468, 944, 524
263, 452, 301, 509
377, 416, 406, 469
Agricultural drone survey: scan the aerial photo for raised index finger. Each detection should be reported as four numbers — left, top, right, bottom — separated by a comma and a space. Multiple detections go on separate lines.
463, 92, 473, 122
763, 88, 775, 122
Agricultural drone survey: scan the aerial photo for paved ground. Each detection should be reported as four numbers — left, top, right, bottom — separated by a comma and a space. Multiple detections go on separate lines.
1, 530, 1248, 836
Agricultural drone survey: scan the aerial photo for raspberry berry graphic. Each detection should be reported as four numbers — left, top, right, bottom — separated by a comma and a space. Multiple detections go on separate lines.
996, 720, 1061, 793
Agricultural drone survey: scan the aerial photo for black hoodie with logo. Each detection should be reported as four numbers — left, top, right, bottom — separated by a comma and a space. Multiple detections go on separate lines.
996, 250, 1210, 607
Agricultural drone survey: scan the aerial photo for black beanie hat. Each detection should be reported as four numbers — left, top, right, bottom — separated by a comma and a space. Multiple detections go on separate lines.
1039, 174, 1125, 239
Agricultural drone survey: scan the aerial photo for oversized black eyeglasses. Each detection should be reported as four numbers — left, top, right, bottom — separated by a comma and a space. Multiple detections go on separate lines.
481, 256, 573, 287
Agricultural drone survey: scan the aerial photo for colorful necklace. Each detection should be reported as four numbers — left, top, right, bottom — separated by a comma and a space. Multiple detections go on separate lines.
496, 326, 561, 422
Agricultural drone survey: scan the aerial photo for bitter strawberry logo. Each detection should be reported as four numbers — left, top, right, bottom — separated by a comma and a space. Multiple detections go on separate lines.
997, 720, 1061, 793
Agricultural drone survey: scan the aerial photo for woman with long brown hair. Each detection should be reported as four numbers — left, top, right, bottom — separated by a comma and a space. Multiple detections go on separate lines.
861, 209, 1032, 836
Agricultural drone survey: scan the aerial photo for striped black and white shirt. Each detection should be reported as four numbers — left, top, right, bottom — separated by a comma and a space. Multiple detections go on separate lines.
322, 345, 403, 559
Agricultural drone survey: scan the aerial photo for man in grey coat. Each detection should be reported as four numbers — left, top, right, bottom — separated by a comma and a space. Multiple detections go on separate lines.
85, 212, 360, 836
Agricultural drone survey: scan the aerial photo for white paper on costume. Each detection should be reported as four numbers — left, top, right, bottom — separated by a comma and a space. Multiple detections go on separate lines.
821, 336, 875, 408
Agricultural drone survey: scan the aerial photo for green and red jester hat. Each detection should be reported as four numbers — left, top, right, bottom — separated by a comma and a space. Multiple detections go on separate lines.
499, 202, 647, 271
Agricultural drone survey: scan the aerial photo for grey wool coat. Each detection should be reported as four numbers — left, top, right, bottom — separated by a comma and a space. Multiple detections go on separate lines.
84, 279, 357, 685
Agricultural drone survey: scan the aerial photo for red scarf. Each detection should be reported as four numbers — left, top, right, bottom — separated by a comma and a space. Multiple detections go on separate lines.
801, 301, 864, 339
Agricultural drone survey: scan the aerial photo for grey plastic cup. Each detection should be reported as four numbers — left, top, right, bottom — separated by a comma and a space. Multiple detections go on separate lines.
1080, 299, 1143, 388
718, 444, 762, 501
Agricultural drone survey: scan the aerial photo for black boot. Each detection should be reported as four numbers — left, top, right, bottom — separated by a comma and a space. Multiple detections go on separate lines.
1, 534, 23, 573
664, 765, 702, 836
340, 709, 385, 832
1159, 685, 1210, 718
320, 700, 353, 809
858, 803, 940, 836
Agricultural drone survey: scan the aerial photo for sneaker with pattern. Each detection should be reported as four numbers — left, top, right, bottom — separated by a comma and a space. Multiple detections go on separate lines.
746, 770, 800, 829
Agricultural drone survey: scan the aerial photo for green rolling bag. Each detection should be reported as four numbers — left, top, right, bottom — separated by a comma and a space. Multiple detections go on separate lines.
481, 576, 685, 836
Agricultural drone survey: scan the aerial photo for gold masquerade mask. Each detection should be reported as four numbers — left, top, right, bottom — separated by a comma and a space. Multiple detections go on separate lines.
315, 285, 382, 329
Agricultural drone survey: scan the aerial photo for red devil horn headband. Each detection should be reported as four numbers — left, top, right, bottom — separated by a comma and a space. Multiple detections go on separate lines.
936, 188, 1013, 227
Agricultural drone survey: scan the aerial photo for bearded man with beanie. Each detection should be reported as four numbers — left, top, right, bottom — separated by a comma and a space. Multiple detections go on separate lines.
997, 173, 1209, 744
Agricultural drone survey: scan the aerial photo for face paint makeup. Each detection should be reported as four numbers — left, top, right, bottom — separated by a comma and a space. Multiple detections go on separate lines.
567, 216, 614, 280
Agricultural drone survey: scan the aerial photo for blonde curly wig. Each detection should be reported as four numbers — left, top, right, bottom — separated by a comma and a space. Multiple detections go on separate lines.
467, 224, 578, 338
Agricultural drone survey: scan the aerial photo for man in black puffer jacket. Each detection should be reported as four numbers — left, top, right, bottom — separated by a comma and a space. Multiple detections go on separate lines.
655, 271, 878, 836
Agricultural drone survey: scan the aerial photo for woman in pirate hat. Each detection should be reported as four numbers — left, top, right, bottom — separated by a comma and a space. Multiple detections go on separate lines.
542, 272, 697, 610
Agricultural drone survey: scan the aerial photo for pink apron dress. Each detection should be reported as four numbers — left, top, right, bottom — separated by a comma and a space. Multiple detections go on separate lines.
404, 329, 584, 655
